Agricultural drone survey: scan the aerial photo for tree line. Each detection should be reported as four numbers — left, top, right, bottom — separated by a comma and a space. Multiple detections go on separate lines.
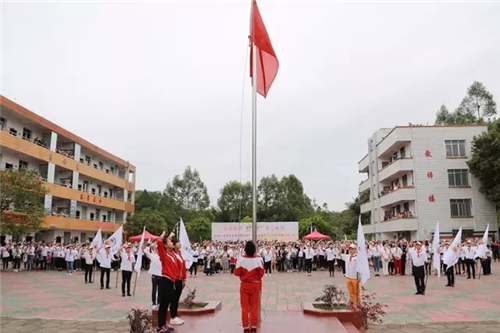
126, 166, 363, 242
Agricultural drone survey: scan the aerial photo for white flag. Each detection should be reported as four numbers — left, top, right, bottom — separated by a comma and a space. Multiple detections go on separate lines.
356, 216, 370, 285
91, 228, 102, 250
475, 225, 489, 259
105, 226, 123, 255
179, 218, 194, 269
134, 227, 145, 277
431, 222, 440, 278
443, 227, 462, 270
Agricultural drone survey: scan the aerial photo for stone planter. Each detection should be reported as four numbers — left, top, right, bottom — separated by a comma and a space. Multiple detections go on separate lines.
302, 302, 365, 330
152, 301, 222, 328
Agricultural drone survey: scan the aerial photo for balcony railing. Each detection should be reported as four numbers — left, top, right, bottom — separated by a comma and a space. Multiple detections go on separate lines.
380, 187, 416, 208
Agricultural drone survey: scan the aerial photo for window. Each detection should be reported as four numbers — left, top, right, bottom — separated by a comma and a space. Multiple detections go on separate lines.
104, 191, 108, 198
105, 169, 109, 174
85, 156, 91, 165
9, 128, 17, 136
103, 215, 107, 222
79, 158, 84, 163
78, 184, 82, 191
97, 185, 102, 196
19, 160, 28, 170
22, 128, 32, 141
93, 164, 97, 169
403, 202, 409, 212
91, 188, 96, 195
76, 211, 81, 219
0, 117, 5, 130
382, 162, 389, 168
402, 174, 408, 187
110, 166, 115, 175
445, 140, 466, 157
400, 147, 406, 159
89, 213, 95, 221
5, 163, 13, 170
99, 162, 103, 170
448, 169, 469, 187
450, 199, 472, 217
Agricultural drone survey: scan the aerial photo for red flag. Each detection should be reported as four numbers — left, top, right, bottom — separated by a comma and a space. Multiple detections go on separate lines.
250, 0, 279, 98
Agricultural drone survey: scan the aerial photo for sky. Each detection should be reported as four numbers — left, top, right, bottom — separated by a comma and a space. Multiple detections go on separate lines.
2, 0, 500, 211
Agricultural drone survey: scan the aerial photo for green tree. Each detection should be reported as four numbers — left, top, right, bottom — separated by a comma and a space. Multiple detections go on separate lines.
467, 119, 500, 209
185, 217, 211, 243
217, 181, 252, 222
257, 174, 283, 221
0, 169, 48, 238
124, 209, 167, 236
165, 166, 210, 211
241, 216, 253, 222
435, 81, 497, 125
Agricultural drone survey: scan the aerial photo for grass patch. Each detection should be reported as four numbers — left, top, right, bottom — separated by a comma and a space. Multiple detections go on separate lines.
313, 303, 349, 310
180, 302, 208, 309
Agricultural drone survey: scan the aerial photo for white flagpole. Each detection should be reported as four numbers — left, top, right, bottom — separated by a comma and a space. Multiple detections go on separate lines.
251, 28, 258, 244
249, 2, 260, 328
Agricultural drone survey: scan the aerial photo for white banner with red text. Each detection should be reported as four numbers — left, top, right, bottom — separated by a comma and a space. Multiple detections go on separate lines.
211, 222, 298, 242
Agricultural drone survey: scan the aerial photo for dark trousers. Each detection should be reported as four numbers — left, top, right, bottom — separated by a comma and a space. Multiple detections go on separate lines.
327, 260, 335, 276
100, 267, 111, 288
305, 258, 312, 274
264, 261, 271, 274
189, 262, 198, 276
171, 280, 183, 319
466, 259, 475, 278
158, 278, 174, 330
2, 258, 8, 270
388, 261, 394, 275
444, 264, 455, 286
41, 257, 46, 270
122, 270, 132, 295
338, 259, 345, 274
151, 275, 160, 305
319, 255, 325, 268
482, 258, 491, 275
412, 265, 425, 293
85, 264, 93, 282
13, 258, 21, 270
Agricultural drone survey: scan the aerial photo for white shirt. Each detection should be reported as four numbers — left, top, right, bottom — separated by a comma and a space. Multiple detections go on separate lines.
326, 248, 337, 261
391, 247, 402, 260
342, 253, 358, 279
409, 248, 428, 267
263, 250, 272, 262
305, 248, 314, 260
65, 249, 75, 262
41, 246, 48, 257
463, 246, 476, 260
1, 247, 10, 258
298, 247, 304, 257
120, 251, 136, 271
146, 250, 162, 277
370, 246, 380, 257
83, 251, 96, 265
98, 250, 113, 268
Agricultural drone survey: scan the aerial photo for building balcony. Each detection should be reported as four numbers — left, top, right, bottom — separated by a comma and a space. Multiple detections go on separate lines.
358, 154, 369, 173
43, 215, 122, 233
360, 201, 372, 214
0, 130, 134, 191
380, 187, 416, 207
377, 217, 418, 233
376, 127, 412, 157
378, 158, 414, 182
44, 182, 127, 211
359, 179, 370, 193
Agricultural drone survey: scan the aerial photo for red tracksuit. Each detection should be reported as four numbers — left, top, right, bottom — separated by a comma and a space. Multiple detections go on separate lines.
234, 255, 264, 329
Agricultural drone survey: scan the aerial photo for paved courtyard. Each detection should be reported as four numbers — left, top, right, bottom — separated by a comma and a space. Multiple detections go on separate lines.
1, 263, 499, 332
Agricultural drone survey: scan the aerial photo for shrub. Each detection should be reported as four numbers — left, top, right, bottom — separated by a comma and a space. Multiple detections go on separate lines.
180, 287, 197, 309
314, 284, 348, 310
127, 308, 152, 333
348, 287, 387, 329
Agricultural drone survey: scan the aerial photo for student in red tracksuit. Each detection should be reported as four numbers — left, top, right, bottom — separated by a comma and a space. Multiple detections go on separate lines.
156, 232, 178, 333
169, 239, 187, 326
234, 241, 264, 333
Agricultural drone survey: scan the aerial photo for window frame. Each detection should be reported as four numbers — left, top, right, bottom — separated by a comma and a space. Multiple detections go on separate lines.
445, 139, 467, 157
447, 169, 470, 187
450, 199, 472, 217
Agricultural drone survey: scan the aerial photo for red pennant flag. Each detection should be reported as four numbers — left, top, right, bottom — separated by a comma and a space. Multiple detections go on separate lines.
250, 0, 279, 98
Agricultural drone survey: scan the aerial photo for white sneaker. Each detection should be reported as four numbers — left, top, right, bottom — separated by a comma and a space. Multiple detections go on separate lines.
170, 317, 184, 325
67, 273, 69, 275
70, 273, 72, 276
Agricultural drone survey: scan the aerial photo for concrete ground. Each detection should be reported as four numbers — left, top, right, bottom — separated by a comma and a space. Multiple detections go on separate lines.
1, 262, 499, 332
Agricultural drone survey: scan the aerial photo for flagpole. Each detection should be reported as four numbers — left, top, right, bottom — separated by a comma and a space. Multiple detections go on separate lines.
115, 269, 120, 289
133, 271, 138, 296
251, 34, 258, 245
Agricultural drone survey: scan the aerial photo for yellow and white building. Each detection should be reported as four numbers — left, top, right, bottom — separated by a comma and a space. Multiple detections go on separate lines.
0, 96, 135, 243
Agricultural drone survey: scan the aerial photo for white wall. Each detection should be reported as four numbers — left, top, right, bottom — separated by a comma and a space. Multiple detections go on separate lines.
0, 150, 45, 173
2, 115, 45, 143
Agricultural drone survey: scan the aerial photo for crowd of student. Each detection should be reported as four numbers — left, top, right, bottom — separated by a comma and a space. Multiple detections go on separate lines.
1, 235, 498, 333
